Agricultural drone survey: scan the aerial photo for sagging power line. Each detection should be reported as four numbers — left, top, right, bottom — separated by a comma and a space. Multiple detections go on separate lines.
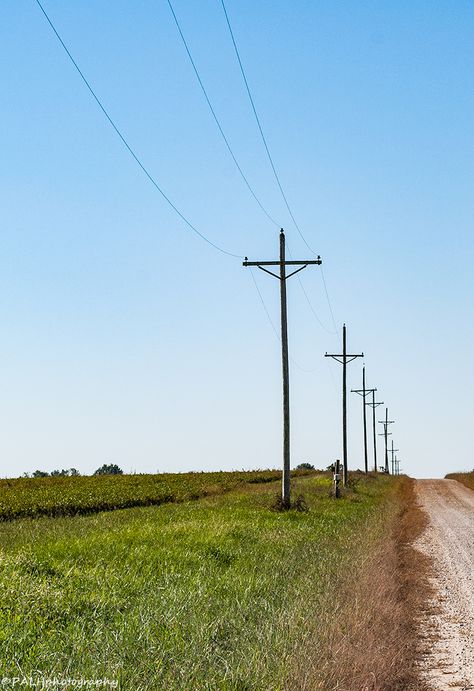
248, 269, 318, 374
168, 0, 337, 338
166, 0, 279, 229
220, 0, 317, 256
167, 0, 337, 337
32, 2, 405, 482
36, 0, 339, 345
221, 0, 347, 352
33, 0, 242, 259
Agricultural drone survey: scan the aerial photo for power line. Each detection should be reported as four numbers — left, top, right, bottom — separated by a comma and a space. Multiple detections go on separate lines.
166, 0, 337, 347
320, 266, 341, 338
166, 0, 336, 345
290, 241, 339, 340
285, 239, 336, 335
168, 0, 336, 344
296, 275, 337, 335
166, 0, 279, 229
220, 0, 317, 256
249, 267, 279, 340
33, 0, 242, 259
248, 268, 318, 374
36, 0, 340, 368
220, 1, 342, 339
325, 355, 340, 395
168, 0, 338, 346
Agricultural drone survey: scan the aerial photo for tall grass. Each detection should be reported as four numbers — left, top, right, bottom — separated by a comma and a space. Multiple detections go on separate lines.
0, 473, 413, 689
292, 477, 432, 690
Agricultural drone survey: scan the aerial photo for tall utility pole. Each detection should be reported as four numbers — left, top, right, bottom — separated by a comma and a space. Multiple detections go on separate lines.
351, 365, 371, 473
366, 389, 383, 472
325, 325, 363, 486
243, 229, 322, 507
390, 440, 399, 476
378, 407, 394, 474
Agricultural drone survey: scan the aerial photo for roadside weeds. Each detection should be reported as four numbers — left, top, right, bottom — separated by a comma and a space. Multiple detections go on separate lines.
290, 477, 433, 691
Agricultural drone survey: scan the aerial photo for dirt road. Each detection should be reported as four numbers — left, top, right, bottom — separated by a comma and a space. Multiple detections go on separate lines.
416, 479, 474, 690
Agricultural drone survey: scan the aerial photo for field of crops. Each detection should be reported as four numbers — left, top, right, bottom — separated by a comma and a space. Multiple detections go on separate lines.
0, 469, 313, 520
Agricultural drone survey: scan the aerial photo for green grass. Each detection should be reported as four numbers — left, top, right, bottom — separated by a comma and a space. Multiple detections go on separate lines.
0, 473, 399, 689
445, 470, 474, 491
0, 470, 311, 520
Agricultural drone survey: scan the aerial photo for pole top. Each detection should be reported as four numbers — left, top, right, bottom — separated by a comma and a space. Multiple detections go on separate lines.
280, 228, 284, 234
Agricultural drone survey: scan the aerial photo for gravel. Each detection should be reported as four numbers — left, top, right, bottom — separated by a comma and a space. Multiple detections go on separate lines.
416, 479, 474, 690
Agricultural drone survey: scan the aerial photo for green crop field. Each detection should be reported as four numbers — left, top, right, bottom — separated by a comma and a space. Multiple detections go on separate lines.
0, 471, 402, 689
0, 469, 313, 521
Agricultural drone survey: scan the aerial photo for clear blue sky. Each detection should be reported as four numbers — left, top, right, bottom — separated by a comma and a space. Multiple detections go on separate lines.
1, 0, 472, 478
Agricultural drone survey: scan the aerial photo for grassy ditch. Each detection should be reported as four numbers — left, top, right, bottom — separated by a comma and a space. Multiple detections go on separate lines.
445, 470, 474, 491
293, 475, 432, 690
0, 472, 425, 689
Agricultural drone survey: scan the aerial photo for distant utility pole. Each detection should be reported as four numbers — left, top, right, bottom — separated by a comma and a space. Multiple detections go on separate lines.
366, 389, 383, 472
351, 365, 371, 473
325, 324, 363, 486
395, 457, 401, 476
378, 407, 394, 474
243, 229, 322, 507
390, 440, 399, 476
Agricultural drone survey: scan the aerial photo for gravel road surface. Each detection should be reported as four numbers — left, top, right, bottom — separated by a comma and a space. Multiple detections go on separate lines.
416, 479, 474, 690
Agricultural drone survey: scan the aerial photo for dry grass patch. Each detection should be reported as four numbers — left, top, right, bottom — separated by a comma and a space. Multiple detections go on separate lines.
290, 477, 433, 690
445, 471, 474, 491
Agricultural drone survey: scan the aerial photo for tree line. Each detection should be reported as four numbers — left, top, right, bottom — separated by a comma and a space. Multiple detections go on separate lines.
22, 463, 124, 478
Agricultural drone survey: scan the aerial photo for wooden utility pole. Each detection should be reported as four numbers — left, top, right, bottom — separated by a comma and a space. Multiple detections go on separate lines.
378, 407, 394, 474
243, 229, 321, 507
366, 390, 383, 471
351, 366, 371, 473
325, 325, 363, 486
390, 440, 399, 476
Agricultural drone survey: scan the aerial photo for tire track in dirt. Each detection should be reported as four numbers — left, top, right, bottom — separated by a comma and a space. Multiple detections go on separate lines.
416, 479, 474, 690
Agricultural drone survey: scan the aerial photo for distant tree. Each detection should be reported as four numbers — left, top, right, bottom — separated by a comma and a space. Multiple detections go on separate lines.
296, 462, 315, 471
32, 470, 49, 478
49, 468, 81, 477
94, 463, 123, 476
